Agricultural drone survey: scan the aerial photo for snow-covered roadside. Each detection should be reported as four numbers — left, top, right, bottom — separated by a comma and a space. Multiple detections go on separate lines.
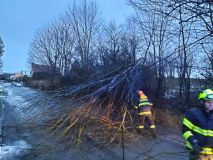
0, 140, 31, 159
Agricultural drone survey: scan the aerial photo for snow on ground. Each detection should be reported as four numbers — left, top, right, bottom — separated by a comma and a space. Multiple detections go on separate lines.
0, 140, 31, 159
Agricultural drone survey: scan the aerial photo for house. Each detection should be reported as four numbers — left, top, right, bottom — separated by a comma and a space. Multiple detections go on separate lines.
10, 71, 24, 81
31, 63, 60, 79
31, 63, 51, 75
31, 63, 52, 79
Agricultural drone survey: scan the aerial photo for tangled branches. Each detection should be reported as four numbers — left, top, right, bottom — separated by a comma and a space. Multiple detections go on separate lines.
48, 65, 155, 147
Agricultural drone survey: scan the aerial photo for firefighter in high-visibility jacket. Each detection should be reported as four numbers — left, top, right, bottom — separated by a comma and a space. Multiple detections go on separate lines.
134, 90, 156, 134
182, 89, 213, 160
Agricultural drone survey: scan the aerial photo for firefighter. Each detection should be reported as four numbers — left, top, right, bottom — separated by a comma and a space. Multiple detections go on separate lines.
134, 90, 156, 136
182, 89, 213, 160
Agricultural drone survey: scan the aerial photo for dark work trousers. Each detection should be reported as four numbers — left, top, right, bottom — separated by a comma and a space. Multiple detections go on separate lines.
138, 113, 155, 128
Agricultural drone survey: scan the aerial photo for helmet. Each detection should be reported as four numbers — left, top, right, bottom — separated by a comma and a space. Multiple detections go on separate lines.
198, 89, 213, 101
137, 90, 148, 100
137, 90, 144, 95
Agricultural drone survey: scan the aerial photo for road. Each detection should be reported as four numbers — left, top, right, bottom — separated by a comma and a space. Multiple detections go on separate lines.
0, 81, 189, 160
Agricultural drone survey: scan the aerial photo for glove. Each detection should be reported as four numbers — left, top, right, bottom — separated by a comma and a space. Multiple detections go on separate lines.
192, 140, 202, 152
134, 106, 138, 109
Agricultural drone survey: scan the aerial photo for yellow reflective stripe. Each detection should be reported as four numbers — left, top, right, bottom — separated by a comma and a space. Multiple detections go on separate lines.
185, 141, 193, 150
150, 125, 156, 128
138, 125, 144, 129
138, 111, 152, 115
134, 106, 138, 109
139, 99, 148, 102
203, 148, 213, 151
200, 151, 213, 154
183, 131, 193, 140
183, 118, 213, 137
139, 102, 153, 106
185, 140, 213, 154
183, 118, 194, 129
200, 147, 213, 154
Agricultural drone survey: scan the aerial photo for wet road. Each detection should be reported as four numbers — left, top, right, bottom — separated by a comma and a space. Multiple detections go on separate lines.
0, 82, 122, 160
0, 82, 58, 160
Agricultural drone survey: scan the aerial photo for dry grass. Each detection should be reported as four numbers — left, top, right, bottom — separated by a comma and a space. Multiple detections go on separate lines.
48, 99, 136, 148
154, 108, 181, 130
47, 98, 182, 151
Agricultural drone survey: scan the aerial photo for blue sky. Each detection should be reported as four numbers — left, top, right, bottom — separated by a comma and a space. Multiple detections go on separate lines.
0, 0, 132, 74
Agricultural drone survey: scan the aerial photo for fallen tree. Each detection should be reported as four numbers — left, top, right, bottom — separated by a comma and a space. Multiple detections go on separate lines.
49, 63, 157, 147
62, 63, 155, 105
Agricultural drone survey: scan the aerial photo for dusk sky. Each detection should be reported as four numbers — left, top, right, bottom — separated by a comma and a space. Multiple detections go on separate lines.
0, 0, 133, 74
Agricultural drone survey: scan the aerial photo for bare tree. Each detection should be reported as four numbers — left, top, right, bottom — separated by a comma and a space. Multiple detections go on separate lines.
66, 0, 101, 69
200, 42, 213, 82
29, 25, 63, 77
166, 0, 213, 36
124, 19, 141, 64
128, 0, 176, 98
128, 0, 213, 100
29, 18, 77, 77
53, 19, 76, 75
162, 0, 213, 101
29, 26, 55, 67
93, 21, 139, 76
103, 21, 122, 65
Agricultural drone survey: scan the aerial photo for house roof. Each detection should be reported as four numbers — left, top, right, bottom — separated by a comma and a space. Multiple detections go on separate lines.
31, 63, 51, 73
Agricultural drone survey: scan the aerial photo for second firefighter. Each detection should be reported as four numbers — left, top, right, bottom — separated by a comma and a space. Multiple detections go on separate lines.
134, 90, 156, 134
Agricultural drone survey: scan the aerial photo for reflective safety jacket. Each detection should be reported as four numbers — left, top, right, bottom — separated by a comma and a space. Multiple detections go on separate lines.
138, 98, 153, 107
134, 98, 153, 114
182, 108, 213, 155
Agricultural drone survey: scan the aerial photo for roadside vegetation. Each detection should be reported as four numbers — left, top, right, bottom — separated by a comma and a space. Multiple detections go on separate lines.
1, 0, 212, 153
27, 0, 213, 147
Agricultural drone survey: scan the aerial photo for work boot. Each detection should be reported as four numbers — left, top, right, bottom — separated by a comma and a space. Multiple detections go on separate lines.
137, 125, 144, 134
136, 128, 144, 134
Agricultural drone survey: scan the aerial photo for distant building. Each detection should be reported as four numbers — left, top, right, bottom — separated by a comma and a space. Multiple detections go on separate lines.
10, 71, 24, 81
30, 63, 51, 79
31, 63, 60, 79
31, 63, 51, 74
